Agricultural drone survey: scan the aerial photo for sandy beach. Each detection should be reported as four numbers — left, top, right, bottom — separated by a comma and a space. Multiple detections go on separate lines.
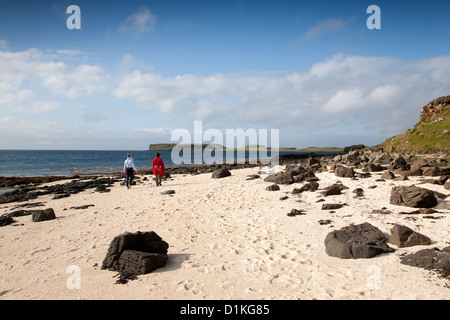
0, 164, 449, 300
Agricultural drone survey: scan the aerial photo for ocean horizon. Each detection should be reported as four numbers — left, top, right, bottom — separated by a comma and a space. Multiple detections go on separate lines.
0, 149, 304, 178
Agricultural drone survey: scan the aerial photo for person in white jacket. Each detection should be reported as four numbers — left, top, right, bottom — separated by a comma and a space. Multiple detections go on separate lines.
123, 153, 137, 189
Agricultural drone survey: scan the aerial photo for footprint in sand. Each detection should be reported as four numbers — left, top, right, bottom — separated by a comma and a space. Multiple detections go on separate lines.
176, 280, 201, 295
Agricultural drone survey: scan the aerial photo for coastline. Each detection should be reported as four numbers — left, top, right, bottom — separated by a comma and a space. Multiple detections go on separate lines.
0, 149, 449, 300
0, 152, 335, 188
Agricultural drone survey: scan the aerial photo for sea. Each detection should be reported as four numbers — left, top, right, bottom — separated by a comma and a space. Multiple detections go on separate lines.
0, 149, 339, 195
0, 149, 299, 177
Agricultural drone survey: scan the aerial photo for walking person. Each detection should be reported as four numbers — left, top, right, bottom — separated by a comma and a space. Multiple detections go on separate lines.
152, 153, 165, 186
124, 153, 137, 189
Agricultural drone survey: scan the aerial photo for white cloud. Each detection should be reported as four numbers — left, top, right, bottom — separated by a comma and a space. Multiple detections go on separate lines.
113, 53, 450, 147
118, 6, 157, 37
323, 89, 366, 113
0, 48, 110, 115
2, 46, 450, 149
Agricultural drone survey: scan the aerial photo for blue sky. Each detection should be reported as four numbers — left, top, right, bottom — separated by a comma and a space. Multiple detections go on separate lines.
1, 0, 450, 150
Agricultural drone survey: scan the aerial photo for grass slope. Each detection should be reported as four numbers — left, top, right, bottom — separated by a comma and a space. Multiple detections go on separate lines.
381, 96, 450, 155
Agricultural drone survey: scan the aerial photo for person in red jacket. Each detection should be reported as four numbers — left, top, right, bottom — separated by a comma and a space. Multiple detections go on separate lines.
152, 153, 165, 186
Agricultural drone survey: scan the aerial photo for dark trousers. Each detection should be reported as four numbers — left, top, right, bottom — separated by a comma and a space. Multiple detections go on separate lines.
155, 174, 162, 186
126, 168, 134, 187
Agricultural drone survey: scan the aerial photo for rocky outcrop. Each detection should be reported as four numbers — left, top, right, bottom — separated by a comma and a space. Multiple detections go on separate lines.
0, 177, 119, 204
381, 95, 450, 154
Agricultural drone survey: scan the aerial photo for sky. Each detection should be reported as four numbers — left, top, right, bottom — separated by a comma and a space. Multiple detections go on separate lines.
0, 0, 450, 150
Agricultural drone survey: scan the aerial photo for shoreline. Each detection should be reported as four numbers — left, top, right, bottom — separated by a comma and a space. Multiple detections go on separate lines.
0, 158, 449, 299
0, 153, 336, 188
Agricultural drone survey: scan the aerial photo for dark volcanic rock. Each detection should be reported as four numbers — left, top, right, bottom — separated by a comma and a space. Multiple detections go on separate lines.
115, 250, 168, 275
31, 208, 56, 222
400, 246, 450, 275
422, 166, 450, 177
343, 144, 365, 153
0, 176, 72, 188
322, 186, 341, 196
53, 193, 70, 200
389, 224, 431, 248
381, 170, 396, 179
101, 231, 169, 275
0, 215, 15, 227
264, 172, 294, 185
373, 153, 392, 164
161, 190, 176, 195
325, 222, 394, 259
70, 204, 95, 210
322, 182, 348, 197
363, 163, 383, 172
445, 181, 450, 190
354, 189, 365, 198
287, 209, 306, 217
390, 156, 409, 170
0, 189, 40, 204
293, 170, 316, 183
0, 177, 119, 205
266, 184, 280, 191
390, 186, 438, 208
335, 166, 355, 178
396, 166, 423, 178
95, 185, 110, 193
300, 181, 320, 193
321, 203, 344, 210
211, 168, 231, 179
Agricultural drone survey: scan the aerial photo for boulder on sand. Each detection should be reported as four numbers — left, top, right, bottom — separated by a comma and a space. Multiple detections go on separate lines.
31, 208, 56, 222
390, 186, 438, 208
389, 224, 431, 248
101, 231, 169, 275
334, 166, 355, 178
265, 184, 280, 191
212, 168, 231, 179
321, 203, 344, 210
263, 172, 294, 185
400, 246, 450, 276
381, 170, 396, 180
325, 222, 394, 259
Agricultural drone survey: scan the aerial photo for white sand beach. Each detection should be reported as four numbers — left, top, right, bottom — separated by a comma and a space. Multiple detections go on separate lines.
0, 165, 449, 300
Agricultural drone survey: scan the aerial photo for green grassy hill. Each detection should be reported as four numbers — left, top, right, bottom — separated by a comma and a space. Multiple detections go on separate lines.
381, 95, 450, 155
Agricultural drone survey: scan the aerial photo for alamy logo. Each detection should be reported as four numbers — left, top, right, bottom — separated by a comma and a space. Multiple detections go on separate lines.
366, 265, 381, 290
66, 265, 81, 290
170, 121, 279, 166
67, 5, 81, 30
65, 5, 380, 31
367, 5, 381, 30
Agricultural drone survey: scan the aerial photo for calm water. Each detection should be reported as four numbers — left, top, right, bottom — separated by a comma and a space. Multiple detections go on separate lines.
0, 149, 286, 177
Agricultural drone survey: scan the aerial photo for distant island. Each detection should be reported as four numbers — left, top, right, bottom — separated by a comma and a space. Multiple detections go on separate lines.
149, 143, 343, 153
